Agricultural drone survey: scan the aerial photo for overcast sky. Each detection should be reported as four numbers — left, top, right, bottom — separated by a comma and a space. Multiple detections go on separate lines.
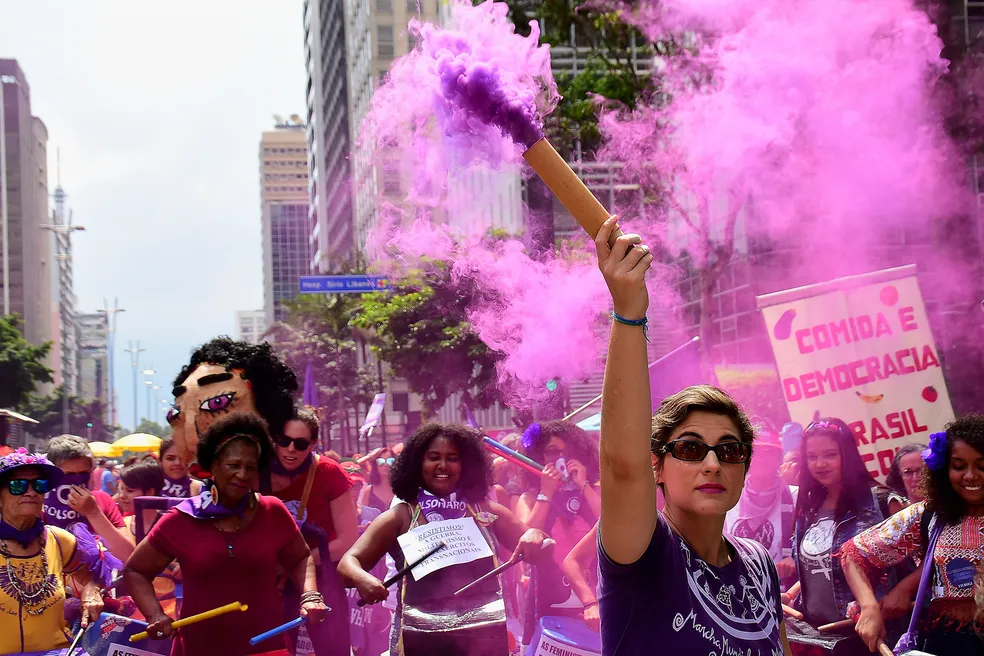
0, 1, 306, 431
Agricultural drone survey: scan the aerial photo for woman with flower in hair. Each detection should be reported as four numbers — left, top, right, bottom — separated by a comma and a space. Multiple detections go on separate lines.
339, 423, 551, 656
515, 420, 600, 636
842, 415, 984, 654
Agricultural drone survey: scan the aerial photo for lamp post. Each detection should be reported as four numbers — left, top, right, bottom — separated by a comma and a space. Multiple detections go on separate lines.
124, 342, 145, 430
97, 298, 124, 431
141, 368, 156, 424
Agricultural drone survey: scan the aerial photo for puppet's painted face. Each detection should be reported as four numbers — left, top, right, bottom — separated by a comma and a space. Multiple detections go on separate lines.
167, 363, 257, 467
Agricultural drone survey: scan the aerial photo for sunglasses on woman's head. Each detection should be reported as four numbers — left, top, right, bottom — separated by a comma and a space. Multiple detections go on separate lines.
660, 440, 751, 465
377, 457, 395, 466
7, 478, 52, 495
276, 436, 313, 451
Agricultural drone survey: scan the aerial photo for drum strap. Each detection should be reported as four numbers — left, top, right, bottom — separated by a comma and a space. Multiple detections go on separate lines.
297, 454, 320, 520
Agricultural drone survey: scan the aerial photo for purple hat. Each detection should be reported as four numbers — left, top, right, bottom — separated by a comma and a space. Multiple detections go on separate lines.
0, 448, 64, 487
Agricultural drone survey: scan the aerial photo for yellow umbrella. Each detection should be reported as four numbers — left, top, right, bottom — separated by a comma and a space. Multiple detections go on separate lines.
113, 433, 163, 454
88, 441, 117, 457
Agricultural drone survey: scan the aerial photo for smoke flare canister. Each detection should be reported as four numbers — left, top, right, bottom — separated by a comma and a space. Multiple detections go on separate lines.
523, 138, 620, 241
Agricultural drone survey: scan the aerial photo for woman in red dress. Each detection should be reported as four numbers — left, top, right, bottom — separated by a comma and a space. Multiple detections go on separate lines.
124, 412, 328, 656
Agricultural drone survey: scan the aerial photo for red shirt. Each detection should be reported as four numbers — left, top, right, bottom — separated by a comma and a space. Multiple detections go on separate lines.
96, 490, 126, 528
273, 456, 352, 542
147, 495, 305, 656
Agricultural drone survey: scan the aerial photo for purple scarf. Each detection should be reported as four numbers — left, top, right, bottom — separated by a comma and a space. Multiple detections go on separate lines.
161, 475, 193, 498
43, 472, 93, 530
418, 489, 467, 522
0, 516, 44, 547
175, 486, 250, 519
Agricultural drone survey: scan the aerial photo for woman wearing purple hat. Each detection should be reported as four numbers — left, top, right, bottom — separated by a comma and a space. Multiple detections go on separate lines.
0, 448, 104, 654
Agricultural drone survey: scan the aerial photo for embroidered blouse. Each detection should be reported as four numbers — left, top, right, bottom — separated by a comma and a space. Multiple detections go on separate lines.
841, 502, 984, 601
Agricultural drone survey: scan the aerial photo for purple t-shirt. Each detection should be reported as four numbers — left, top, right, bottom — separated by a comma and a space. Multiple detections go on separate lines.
598, 514, 783, 656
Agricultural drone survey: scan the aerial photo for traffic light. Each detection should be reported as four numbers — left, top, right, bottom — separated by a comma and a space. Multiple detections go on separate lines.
545, 379, 558, 392
86, 422, 93, 428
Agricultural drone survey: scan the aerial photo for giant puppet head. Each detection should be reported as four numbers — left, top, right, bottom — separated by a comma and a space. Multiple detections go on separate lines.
168, 337, 297, 468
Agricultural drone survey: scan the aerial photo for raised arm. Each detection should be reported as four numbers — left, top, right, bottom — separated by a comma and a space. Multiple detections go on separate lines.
595, 216, 658, 566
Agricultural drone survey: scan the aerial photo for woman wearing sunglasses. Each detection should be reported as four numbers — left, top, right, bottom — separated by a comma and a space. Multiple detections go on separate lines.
362, 448, 397, 516
262, 405, 359, 656
0, 449, 104, 654
592, 216, 789, 656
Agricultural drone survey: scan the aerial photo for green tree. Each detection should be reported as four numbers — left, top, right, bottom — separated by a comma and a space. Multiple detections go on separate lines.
353, 263, 503, 417
0, 315, 53, 409
20, 388, 111, 441
134, 418, 170, 438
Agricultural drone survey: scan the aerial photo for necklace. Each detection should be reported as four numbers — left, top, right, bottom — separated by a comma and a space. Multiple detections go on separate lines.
213, 516, 243, 559
1, 534, 59, 615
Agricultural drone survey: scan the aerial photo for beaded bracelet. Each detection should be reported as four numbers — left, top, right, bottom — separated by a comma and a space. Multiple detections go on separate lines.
612, 311, 650, 341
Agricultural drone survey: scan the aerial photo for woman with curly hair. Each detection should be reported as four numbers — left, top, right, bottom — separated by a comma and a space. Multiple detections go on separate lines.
842, 414, 984, 654
338, 423, 551, 656
168, 337, 298, 470
124, 413, 327, 656
515, 420, 600, 636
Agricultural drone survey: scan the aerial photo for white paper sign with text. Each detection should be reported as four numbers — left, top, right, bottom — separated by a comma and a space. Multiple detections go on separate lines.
758, 266, 955, 480
534, 634, 600, 656
396, 517, 493, 581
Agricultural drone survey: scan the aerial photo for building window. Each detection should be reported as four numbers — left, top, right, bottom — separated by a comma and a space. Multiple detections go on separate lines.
407, 0, 420, 13
377, 25, 394, 57
376, 0, 392, 12
382, 168, 401, 194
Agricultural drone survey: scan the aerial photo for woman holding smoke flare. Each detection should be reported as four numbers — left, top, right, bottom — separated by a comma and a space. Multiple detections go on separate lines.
841, 415, 984, 654
592, 216, 789, 655
338, 422, 552, 656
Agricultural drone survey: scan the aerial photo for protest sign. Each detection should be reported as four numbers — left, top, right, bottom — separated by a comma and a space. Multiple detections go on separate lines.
533, 634, 600, 656
396, 517, 493, 581
758, 265, 955, 480
359, 393, 387, 438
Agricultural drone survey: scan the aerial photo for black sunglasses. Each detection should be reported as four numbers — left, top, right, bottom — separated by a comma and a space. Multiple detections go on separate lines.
7, 478, 52, 495
276, 436, 313, 451
660, 440, 751, 465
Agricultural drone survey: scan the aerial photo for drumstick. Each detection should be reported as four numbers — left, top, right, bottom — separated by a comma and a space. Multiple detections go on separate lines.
819, 618, 855, 632
130, 601, 248, 642
65, 627, 85, 656
454, 553, 525, 596
878, 642, 894, 656
781, 603, 803, 620
483, 444, 543, 476
482, 437, 544, 472
357, 542, 447, 607
250, 616, 306, 646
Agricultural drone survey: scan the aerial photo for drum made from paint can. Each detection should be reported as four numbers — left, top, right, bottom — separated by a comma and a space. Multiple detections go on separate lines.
526, 615, 601, 656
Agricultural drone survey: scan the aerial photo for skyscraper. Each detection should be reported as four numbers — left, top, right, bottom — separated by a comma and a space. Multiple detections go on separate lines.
236, 310, 268, 345
0, 60, 54, 355
77, 312, 108, 416
260, 119, 311, 325
304, 0, 355, 273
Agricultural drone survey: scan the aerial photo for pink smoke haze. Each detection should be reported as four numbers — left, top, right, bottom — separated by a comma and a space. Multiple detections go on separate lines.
362, 0, 557, 206
601, 0, 969, 273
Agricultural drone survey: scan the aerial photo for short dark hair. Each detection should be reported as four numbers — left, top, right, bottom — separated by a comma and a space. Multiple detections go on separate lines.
795, 417, 878, 522
120, 459, 165, 496
196, 412, 274, 473
159, 437, 176, 460
520, 420, 599, 489
175, 337, 298, 433
281, 406, 319, 443
921, 414, 984, 526
650, 385, 755, 483
885, 442, 926, 498
390, 423, 490, 504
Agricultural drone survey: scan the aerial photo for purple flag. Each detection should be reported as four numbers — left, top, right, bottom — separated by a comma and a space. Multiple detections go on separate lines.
303, 360, 317, 407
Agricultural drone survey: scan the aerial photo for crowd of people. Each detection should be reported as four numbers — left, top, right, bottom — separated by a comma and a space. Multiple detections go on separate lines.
0, 215, 982, 655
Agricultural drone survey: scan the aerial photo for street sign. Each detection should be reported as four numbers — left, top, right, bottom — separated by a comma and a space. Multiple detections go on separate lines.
299, 275, 391, 293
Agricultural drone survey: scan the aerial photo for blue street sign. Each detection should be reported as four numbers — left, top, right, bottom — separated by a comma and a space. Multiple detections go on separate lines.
299, 275, 391, 293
